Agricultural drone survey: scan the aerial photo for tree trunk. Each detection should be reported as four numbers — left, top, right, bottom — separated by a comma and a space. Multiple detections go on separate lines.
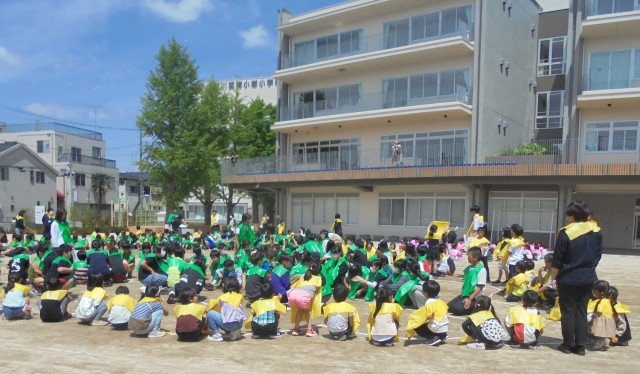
226, 187, 234, 225
203, 199, 213, 227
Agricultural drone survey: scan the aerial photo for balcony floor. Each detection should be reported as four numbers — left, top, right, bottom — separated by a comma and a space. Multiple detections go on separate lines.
582, 12, 640, 38
577, 87, 640, 109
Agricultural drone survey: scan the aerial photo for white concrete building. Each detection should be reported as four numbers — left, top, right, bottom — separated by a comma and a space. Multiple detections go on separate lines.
219, 77, 278, 105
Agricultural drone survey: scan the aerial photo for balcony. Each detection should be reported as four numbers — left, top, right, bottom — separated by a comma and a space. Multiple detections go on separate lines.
221, 138, 640, 188
276, 31, 474, 84
0, 121, 102, 140
57, 153, 117, 169
578, 74, 640, 109
276, 90, 472, 130
583, 0, 640, 38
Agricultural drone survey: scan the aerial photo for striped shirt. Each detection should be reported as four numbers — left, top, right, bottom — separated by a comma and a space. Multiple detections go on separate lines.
131, 301, 163, 319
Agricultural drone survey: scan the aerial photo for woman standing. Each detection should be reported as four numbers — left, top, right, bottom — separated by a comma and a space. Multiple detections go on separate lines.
14, 210, 26, 236
50, 208, 73, 248
237, 213, 255, 248
550, 201, 602, 356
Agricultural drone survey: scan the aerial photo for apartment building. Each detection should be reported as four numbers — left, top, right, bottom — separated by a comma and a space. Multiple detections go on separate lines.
567, 0, 640, 250
222, 0, 640, 251
0, 122, 119, 215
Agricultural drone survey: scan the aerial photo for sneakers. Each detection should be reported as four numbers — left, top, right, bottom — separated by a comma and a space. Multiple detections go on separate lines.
207, 333, 224, 342
332, 334, 347, 341
203, 283, 214, 291
496, 290, 506, 296
527, 343, 539, 350
269, 332, 283, 339
557, 344, 573, 354
166, 292, 175, 305
228, 330, 242, 341
148, 330, 166, 338
424, 337, 442, 346
467, 342, 486, 350
291, 328, 301, 336
505, 340, 520, 348
91, 319, 109, 326
305, 329, 318, 337
373, 341, 394, 347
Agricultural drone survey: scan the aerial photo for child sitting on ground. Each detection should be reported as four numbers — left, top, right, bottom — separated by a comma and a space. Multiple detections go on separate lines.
462, 296, 507, 350
502, 261, 529, 302
247, 283, 286, 339
107, 286, 137, 330
324, 283, 360, 341
587, 280, 616, 351
608, 286, 631, 347
2, 273, 33, 320
40, 276, 73, 322
73, 250, 89, 285
206, 277, 246, 342
367, 287, 403, 347
129, 284, 168, 338
174, 286, 207, 342
406, 280, 449, 346
504, 290, 544, 349
245, 252, 269, 304
75, 273, 109, 326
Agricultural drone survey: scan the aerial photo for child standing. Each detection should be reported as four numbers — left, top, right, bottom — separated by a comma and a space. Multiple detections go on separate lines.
608, 286, 632, 347
40, 276, 72, 322
129, 284, 168, 338
174, 286, 207, 342
406, 280, 449, 346
247, 284, 287, 339
107, 286, 137, 330
288, 262, 323, 337
75, 273, 109, 326
323, 284, 360, 341
367, 287, 403, 347
504, 290, 545, 349
507, 224, 525, 279
586, 280, 616, 351
461, 296, 507, 350
206, 277, 246, 342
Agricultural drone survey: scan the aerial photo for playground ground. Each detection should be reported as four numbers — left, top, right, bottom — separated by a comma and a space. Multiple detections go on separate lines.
1, 253, 638, 373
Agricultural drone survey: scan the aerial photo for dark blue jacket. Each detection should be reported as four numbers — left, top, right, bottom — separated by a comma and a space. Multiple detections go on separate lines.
553, 230, 602, 285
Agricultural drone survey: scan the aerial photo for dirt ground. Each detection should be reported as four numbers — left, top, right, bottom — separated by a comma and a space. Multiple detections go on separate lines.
1, 254, 638, 374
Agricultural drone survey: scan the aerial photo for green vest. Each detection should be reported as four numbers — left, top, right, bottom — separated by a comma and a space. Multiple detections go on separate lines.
461, 263, 484, 297
365, 269, 388, 302
394, 273, 420, 305
272, 265, 289, 278
348, 266, 370, 299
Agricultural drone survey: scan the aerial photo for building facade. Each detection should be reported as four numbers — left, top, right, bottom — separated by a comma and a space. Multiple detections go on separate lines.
219, 77, 278, 105
222, 0, 640, 252
0, 122, 120, 216
0, 142, 59, 229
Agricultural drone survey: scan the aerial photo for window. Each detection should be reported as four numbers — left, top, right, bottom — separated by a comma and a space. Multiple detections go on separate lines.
293, 84, 361, 119
37, 140, 50, 153
588, 0, 640, 16
30, 170, 34, 184
379, 192, 466, 227
292, 139, 361, 169
385, 68, 471, 108
536, 91, 564, 129
383, 19, 410, 49
313, 193, 359, 224
585, 121, 639, 152
293, 29, 362, 66
538, 37, 566, 76
75, 173, 86, 187
381, 130, 468, 165
0, 167, 8, 181
36, 171, 45, 184
129, 185, 140, 194
588, 49, 640, 90
489, 192, 558, 233
389, 6, 473, 47
71, 147, 82, 162
92, 147, 102, 159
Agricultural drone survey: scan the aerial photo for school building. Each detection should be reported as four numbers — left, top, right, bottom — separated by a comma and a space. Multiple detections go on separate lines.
221, 0, 640, 252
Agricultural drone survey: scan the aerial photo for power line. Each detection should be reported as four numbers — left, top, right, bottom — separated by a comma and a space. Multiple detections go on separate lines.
0, 103, 139, 131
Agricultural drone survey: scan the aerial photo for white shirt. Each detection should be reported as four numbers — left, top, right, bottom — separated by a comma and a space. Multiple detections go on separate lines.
425, 298, 449, 334
51, 220, 64, 248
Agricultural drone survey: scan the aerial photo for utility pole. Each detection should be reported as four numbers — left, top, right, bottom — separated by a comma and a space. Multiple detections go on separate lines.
132, 129, 144, 226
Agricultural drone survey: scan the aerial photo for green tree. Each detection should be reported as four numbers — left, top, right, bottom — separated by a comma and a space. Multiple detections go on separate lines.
137, 38, 203, 215
230, 98, 277, 223
191, 79, 232, 226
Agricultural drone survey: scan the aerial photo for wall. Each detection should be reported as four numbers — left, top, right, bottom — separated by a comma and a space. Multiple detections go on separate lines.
579, 107, 640, 164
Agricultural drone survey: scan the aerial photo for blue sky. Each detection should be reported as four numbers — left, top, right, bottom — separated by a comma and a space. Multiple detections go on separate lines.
0, 0, 340, 172
0, 0, 564, 172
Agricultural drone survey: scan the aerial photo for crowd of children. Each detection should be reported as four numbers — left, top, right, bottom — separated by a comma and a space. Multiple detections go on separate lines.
0, 214, 631, 353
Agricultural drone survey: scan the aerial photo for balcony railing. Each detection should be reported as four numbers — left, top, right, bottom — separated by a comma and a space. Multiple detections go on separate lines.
0, 121, 102, 140
582, 74, 640, 91
279, 27, 473, 70
586, 0, 640, 17
58, 153, 117, 168
279, 90, 471, 122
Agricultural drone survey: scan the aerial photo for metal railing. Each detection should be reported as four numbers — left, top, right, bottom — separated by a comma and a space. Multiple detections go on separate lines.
582, 74, 640, 91
222, 139, 580, 177
585, 0, 640, 17
280, 27, 473, 70
279, 90, 471, 122
58, 153, 117, 168
0, 122, 102, 140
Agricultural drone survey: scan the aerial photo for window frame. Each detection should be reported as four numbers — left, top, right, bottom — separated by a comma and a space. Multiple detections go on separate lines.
75, 173, 86, 187
378, 192, 466, 227
37, 140, 50, 154
35, 171, 45, 184
538, 36, 567, 76
0, 167, 8, 181
536, 91, 564, 129
585, 121, 639, 152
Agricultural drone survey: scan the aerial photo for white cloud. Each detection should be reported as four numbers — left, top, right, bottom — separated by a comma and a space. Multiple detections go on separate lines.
0, 46, 20, 67
22, 103, 109, 121
239, 24, 273, 49
141, 0, 214, 23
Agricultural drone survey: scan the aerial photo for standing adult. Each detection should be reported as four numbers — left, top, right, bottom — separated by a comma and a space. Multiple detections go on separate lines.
171, 210, 183, 234
550, 201, 602, 356
391, 141, 403, 166
330, 213, 343, 237
14, 209, 26, 236
50, 208, 73, 248
42, 208, 54, 240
